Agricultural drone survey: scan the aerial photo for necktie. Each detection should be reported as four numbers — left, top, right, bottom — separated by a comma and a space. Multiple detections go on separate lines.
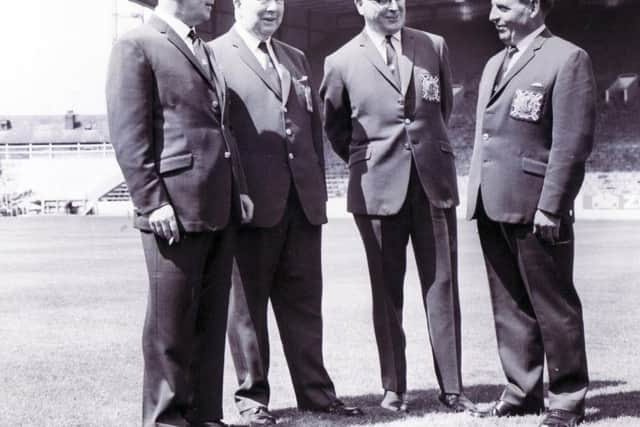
494, 46, 518, 91
385, 35, 401, 88
258, 41, 282, 97
187, 29, 212, 80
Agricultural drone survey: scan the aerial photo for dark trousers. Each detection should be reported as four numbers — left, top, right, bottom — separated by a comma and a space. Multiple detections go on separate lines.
353, 165, 462, 394
476, 195, 588, 412
140, 228, 235, 427
228, 192, 337, 412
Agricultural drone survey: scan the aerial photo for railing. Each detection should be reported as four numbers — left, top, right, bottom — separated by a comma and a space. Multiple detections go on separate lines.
0, 142, 114, 160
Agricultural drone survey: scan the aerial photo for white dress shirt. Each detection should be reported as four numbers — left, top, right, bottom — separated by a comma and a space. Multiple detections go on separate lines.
506, 24, 546, 73
154, 7, 197, 55
233, 23, 283, 80
365, 26, 403, 64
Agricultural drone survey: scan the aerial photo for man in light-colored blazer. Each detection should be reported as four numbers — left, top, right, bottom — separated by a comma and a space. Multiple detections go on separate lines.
210, 0, 362, 424
320, 0, 474, 414
106, 1, 253, 425
467, 1, 596, 426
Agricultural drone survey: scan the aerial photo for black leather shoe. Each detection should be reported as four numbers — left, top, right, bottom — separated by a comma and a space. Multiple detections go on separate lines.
539, 409, 585, 427
194, 421, 228, 427
318, 401, 364, 417
472, 400, 544, 418
438, 393, 476, 413
380, 391, 409, 413
242, 406, 277, 425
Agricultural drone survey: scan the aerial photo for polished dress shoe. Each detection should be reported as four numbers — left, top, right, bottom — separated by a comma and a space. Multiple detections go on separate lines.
193, 421, 228, 427
472, 399, 544, 418
539, 409, 585, 427
438, 393, 476, 413
241, 406, 277, 425
316, 400, 364, 417
380, 390, 409, 413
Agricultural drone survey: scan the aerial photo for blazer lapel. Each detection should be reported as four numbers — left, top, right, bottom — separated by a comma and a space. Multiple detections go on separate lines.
206, 45, 226, 112
230, 28, 283, 101
399, 29, 415, 97
484, 51, 505, 106
359, 31, 401, 94
272, 41, 293, 105
149, 15, 214, 91
490, 30, 551, 102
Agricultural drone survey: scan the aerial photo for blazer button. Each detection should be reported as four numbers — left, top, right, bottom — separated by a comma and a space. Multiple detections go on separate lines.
482, 133, 490, 142
288, 153, 295, 160
212, 100, 219, 109
404, 118, 411, 125
224, 151, 231, 159
404, 142, 411, 150
285, 128, 293, 136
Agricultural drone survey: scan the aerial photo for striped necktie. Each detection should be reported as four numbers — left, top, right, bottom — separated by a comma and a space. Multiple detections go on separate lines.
258, 41, 282, 97
187, 29, 212, 80
385, 35, 401, 87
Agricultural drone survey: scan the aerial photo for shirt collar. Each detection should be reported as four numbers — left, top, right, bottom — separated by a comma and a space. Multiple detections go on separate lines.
154, 7, 192, 42
514, 24, 546, 54
234, 23, 271, 53
365, 26, 402, 51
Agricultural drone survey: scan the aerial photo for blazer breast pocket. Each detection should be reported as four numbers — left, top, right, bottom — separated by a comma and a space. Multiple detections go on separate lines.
293, 77, 314, 113
510, 84, 546, 123
417, 69, 441, 103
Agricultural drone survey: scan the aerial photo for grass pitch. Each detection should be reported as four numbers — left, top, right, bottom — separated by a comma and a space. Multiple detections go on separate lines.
1, 216, 639, 426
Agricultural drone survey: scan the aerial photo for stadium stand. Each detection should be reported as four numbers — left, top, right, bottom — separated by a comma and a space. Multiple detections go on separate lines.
606, 73, 639, 104
1, 1, 638, 216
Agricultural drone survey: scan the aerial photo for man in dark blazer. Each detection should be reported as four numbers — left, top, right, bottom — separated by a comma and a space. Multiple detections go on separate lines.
467, 1, 596, 426
320, 0, 474, 414
210, 0, 362, 425
106, 1, 253, 425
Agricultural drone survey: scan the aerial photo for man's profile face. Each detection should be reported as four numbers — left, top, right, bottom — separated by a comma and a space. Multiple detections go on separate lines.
235, 0, 284, 40
489, 0, 536, 46
355, 0, 406, 36
179, 0, 215, 27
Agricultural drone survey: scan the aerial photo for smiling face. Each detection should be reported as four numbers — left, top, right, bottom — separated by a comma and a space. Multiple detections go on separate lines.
177, 0, 215, 27
355, 0, 406, 36
489, 0, 541, 46
235, 0, 284, 41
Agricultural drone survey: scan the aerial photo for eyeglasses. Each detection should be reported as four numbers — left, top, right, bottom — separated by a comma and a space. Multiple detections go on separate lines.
367, 0, 404, 6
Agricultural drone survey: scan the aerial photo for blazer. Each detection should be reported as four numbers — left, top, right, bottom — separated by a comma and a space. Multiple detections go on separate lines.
320, 27, 458, 216
467, 30, 596, 223
210, 29, 327, 227
106, 15, 247, 232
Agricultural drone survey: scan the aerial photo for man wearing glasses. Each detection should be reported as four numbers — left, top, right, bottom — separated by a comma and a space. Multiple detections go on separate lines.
321, 0, 475, 414
210, 0, 363, 424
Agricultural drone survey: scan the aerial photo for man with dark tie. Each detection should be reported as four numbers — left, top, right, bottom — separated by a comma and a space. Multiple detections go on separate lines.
320, 0, 475, 414
210, 0, 362, 424
467, 1, 596, 426
106, 0, 253, 425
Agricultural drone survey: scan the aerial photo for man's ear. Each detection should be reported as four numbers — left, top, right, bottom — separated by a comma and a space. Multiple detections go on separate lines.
529, 0, 541, 18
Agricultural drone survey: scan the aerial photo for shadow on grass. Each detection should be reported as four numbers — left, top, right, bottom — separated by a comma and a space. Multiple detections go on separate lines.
268, 384, 503, 426
262, 380, 633, 426
586, 382, 640, 423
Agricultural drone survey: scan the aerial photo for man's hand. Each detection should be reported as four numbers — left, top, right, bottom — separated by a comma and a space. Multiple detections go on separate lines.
533, 209, 560, 244
149, 204, 180, 245
240, 194, 254, 224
